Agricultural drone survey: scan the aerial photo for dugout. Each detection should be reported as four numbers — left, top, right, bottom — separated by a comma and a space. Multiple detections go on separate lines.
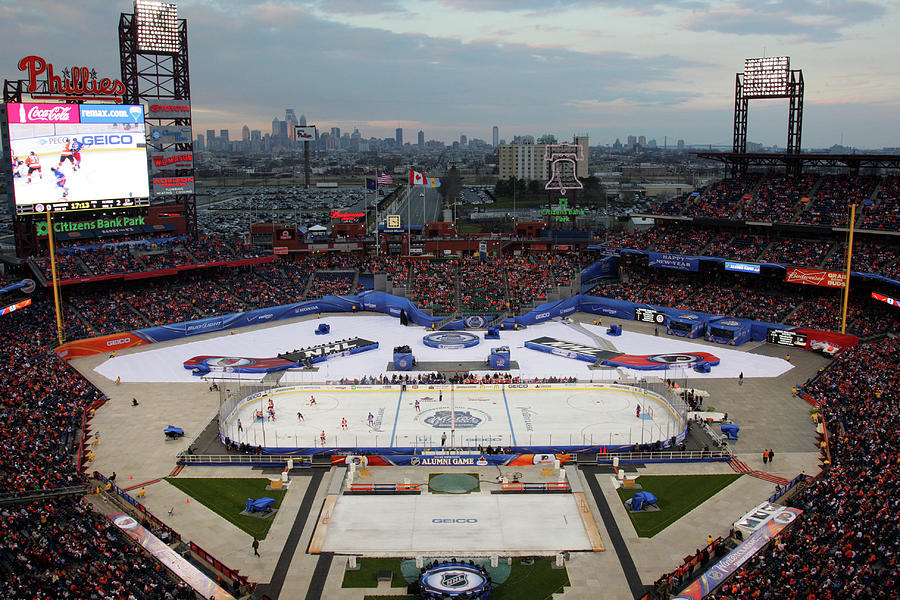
667, 313, 707, 339
707, 318, 751, 346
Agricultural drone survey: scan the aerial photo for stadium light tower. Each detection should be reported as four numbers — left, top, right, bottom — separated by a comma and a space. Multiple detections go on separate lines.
733, 56, 804, 177
120, 0, 198, 238
135, 0, 180, 54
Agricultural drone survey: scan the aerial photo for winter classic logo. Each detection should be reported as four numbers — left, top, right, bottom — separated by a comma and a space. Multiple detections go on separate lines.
422, 331, 480, 349
646, 353, 707, 365
423, 408, 488, 429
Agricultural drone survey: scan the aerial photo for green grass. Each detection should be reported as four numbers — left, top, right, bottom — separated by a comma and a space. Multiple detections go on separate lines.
428, 472, 481, 494
490, 558, 569, 600
617, 474, 742, 538
165, 478, 285, 540
342, 558, 407, 588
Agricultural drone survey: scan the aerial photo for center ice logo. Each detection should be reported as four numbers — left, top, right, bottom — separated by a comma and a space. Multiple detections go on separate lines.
424, 410, 482, 429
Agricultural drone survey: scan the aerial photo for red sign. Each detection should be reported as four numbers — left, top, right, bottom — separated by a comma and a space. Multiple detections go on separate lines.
18, 55, 126, 102
872, 292, 898, 307
785, 267, 847, 289
273, 247, 289, 255
331, 210, 366, 222
7, 103, 80, 124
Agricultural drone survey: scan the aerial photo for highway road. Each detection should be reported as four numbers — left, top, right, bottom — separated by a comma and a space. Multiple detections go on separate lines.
392, 185, 443, 227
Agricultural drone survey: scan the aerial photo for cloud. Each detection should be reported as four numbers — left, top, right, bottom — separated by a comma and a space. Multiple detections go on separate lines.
683, 0, 885, 42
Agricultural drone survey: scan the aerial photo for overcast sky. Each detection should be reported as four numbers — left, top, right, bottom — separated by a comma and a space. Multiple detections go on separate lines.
2, 0, 897, 148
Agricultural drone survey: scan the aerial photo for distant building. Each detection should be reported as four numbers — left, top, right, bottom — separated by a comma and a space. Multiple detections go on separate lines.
299, 114, 307, 126
206, 129, 216, 151
492, 125, 499, 147
285, 109, 298, 141
418, 130, 425, 148
395, 128, 403, 146
331, 127, 341, 150
677, 139, 685, 150
460, 134, 467, 146
195, 134, 205, 152
242, 125, 250, 142
574, 135, 589, 178
638, 135, 646, 147
498, 140, 546, 182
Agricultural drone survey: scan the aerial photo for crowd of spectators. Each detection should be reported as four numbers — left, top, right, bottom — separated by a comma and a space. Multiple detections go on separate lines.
822, 241, 898, 275
505, 256, 551, 314
759, 238, 833, 267
795, 175, 877, 227
305, 271, 357, 299
702, 232, 770, 262
744, 175, 815, 223
459, 260, 507, 313
692, 177, 759, 219
708, 338, 899, 600
0, 497, 191, 599
861, 175, 900, 231
408, 260, 458, 315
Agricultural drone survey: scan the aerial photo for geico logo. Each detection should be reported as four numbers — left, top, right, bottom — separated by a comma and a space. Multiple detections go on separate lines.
149, 104, 190, 112
81, 135, 133, 146
106, 337, 131, 346
432, 518, 478, 523
535, 312, 551, 319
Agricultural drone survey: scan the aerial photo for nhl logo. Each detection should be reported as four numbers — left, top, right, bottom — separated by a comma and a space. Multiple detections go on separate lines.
441, 573, 468, 588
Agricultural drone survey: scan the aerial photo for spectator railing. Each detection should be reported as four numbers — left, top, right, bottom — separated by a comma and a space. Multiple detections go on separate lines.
190, 541, 253, 592
94, 471, 182, 543
595, 449, 730, 463
176, 453, 314, 466
0, 484, 92, 507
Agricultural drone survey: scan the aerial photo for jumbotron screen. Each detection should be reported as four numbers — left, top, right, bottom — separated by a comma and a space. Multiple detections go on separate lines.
4, 103, 150, 214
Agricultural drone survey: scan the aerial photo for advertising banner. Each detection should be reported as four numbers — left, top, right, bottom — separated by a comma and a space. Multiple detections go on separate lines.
148, 125, 192, 144
153, 176, 195, 196
785, 267, 847, 288
79, 104, 144, 124
146, 100, 191, 118
673, 507, 802, 600
108, 513, 235, 600
7, 102, 80, 124
724, 261, 761, 274
648, 252, 700, 272
150, 151, 193, 172
295, 126, 317, 141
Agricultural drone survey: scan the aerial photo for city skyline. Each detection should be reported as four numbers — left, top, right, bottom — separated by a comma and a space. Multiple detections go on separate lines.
1, 1, 898, 149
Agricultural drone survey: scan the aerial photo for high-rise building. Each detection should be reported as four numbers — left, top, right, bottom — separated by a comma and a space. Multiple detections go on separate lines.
251, 130, 261, 141
574, 135, 589, 178
492, 125, 499, 147
638, 135, 647, 147
219, 129, 229, 143
285, 109, 298, 141
331, 127, 341, 150
299, 114, 307, 126
498, 140, 547, 182
626, 135, 637, 150
417, 130, 425, 148
460, 134, 467, 146
206, 129, 216, 151
272, 118, 280, 138
195, 134, 205, 152
677, 139, 685, 150
241, 125, 250, 142
395, 128, 403, 146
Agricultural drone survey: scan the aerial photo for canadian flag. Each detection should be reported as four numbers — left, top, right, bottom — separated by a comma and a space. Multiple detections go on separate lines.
409, 169, 425, 185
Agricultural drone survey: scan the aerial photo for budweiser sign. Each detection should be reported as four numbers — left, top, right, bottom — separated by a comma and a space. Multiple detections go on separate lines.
785, 267, 847, 289
18, 55, 126, 102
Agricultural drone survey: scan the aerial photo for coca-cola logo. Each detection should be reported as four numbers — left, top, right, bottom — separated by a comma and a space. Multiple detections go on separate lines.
26, 105, 75, 122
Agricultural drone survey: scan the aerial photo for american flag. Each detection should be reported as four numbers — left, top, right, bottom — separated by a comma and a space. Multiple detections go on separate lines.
377, 172, 393, 185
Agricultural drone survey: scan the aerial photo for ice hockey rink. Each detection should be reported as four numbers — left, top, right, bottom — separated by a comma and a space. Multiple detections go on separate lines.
221, 384, 682, 450
319, 494, 594, 555
94, 314, 793, 385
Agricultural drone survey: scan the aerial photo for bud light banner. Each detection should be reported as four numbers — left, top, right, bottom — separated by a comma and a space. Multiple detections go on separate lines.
648, 252, 699, 272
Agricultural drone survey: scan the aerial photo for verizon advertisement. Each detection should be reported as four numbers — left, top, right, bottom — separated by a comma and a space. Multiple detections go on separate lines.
146, 100, 191, 119
152, 176, 195, 196
150, 151, 193, 172
785, 267, 847, 289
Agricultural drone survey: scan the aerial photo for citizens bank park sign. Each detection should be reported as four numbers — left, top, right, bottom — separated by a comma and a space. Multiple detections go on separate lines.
150, 151, 193, 173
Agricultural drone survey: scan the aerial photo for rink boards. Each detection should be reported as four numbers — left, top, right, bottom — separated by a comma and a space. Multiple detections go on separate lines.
221, 382, 686, 455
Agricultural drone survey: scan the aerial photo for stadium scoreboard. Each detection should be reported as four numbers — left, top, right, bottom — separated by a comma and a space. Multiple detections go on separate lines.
767, 328, 808, 347
2, 102, 150, 215
634, 307, 667, 324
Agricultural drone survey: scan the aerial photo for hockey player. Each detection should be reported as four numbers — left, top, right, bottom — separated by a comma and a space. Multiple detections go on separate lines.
25, 152, 42, 182
51, 167, 69, 197
69, 138, 84, 170
58, 138, 75, 168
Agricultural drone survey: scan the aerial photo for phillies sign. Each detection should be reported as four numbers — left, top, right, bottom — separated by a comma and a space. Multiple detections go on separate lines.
785, 267, 847, 289
17, 55, 126, 102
